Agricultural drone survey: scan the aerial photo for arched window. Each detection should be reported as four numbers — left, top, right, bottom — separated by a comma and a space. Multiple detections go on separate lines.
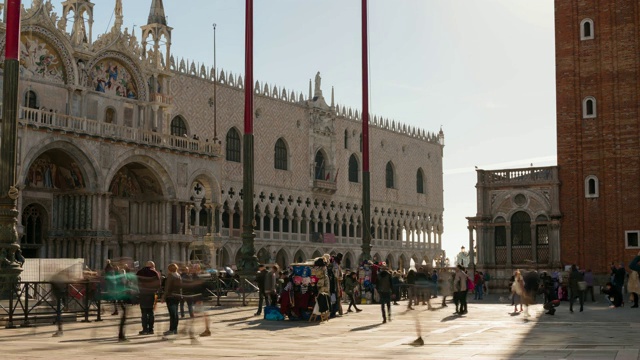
583, 96, 596, 118
274, 138, 288, 170
315, 150, 326, 180
170, 116, 188, 136
511, 211, 531, 245
580, 18, 594, 40
416, 168, 425, 194
21, 204, 45, 258
105, 108, 116, 124
344, 129, 349, 149
24, 90, 37, 109
226, 128, 241, 163
386, 161, 395, 189
585, 175, 599, 198
348, 154, 359, 183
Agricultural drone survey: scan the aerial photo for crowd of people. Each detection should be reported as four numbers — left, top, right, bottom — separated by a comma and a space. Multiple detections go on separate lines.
44, 251, 640, 345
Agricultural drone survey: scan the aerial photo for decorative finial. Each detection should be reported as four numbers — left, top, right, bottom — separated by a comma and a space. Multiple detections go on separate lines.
331, 86, 334, 108
308, 79, 312, 100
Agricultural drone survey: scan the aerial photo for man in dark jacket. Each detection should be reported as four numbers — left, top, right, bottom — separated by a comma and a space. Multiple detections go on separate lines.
376, 263, 393, 323
254, 264, 267, 316
136, 261, 161, 335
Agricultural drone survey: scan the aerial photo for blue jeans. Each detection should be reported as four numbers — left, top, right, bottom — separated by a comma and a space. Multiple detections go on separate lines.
474, 284, 483, 299
166, 299, 179, 332
140, 307, 155, 332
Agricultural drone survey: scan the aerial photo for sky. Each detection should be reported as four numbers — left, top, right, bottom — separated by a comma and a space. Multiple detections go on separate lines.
51, 0, 557, 262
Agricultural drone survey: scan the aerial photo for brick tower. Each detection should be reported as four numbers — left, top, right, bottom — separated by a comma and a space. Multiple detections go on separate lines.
556, 0, 640, 273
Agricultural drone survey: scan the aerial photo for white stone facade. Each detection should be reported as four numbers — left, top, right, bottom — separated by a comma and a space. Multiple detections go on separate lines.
1, 1, 444, 272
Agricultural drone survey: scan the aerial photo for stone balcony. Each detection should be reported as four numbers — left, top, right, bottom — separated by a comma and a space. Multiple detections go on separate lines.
151, 92, 173, 106
477, 166, 558, 187
312, 179, 337, 195
18, 107, 221, 158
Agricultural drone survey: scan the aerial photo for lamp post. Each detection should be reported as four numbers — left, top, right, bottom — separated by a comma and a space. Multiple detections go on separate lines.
0, 0, 23, 297
360, 0, 372, 261
212, 23, 218, 142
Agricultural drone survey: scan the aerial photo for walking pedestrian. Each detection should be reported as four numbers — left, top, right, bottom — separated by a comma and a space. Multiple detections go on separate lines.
345, 271, 362, 313
568, 264, 585, 313
377, 263, 393, 323
453, 265, 469, 315
583, 269, 595, 302
136, 261, 161, 335
254, 264, 267, 316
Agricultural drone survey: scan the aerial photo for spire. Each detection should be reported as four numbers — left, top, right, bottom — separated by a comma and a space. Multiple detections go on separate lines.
308, 79, 312, 100
148, 0, 167, 26
331, 86, 334, 108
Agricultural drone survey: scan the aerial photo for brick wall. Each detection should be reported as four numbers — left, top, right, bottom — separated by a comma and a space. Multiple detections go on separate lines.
556, 0, 640, 273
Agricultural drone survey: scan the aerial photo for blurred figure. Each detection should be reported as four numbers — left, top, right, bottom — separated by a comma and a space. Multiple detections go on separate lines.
103, 260, 119, 316
162, 263, 182, 336
345, 271, 362, 313
180, 266, 195, 318
50, 268, 75, 337
105, 261, 138, 342
583, 269, 595, 302
377, 263, 392, 323
511, 270, 524, 313
453, 265, 469, 315
136, 261, 161, 335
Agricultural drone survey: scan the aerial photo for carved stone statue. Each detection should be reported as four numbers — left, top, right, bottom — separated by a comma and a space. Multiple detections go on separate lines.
314, 71, 322, 96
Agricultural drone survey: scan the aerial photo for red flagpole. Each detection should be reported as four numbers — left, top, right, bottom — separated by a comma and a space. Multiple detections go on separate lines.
244, 0, 253, 135
361, 0, 372, 260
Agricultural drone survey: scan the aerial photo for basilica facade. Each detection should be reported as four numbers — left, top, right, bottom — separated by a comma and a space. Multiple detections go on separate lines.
0, 0, 445, 272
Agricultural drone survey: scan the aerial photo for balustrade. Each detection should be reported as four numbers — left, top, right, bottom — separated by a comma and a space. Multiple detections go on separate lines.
19, 107, 220, 157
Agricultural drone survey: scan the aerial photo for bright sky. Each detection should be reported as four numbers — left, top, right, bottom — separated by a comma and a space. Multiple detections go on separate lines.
50, 0, 557, 262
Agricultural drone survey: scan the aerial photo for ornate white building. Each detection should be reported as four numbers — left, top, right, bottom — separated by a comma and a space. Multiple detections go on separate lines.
0, 0, 445, 272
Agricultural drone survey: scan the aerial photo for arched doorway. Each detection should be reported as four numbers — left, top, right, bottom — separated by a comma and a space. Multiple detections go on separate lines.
216, 247, 230, 268
276, 249, 288, 268
293, 249, 306, 263
257, 248, 269, 264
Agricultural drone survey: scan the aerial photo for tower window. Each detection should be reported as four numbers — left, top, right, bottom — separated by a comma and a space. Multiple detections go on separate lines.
580, 19, 594, 40
582, 97, 596, 119
585, 175, 599, 198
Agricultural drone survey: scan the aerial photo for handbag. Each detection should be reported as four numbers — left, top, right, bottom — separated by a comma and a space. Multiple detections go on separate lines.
578, 281, 587, 291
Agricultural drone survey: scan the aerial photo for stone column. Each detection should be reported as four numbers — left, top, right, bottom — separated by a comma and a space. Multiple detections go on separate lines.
95, 239, 102, 270
530, 224, 537, 263
506, 225, 512, 266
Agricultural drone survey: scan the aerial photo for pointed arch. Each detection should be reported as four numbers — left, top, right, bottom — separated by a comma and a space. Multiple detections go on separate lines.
170, 115, 188, 137
348, 154, 359, 183
314, 148, 327, 180
274, 137, 288, 170
225, 127, 241, 162
416, 168, 425, 194
386, 161, 395, 189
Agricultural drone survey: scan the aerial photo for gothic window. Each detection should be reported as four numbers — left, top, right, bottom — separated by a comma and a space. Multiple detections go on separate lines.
385, 161, 395, 189
580, 18, 594, 40
105, 108, 116, 124
585, 175, 599, 198
274, 138, 288, 170
24, 90, 37, 109
344, 129, 349, 149
348, 154, 359, 183
315, 150, 326, 180
22, 204, 44, 246
417, 168, 425, 194
226, 128, 241, 163
583, 97, 596, 118
511, 211, 531, 245
170, 116, 188, 136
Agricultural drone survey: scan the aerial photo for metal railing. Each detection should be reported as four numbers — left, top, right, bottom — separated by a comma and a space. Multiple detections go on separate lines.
1, 280, 102, 328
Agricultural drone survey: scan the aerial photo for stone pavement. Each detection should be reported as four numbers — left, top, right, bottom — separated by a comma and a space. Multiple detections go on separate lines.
1, 294, 639, 360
